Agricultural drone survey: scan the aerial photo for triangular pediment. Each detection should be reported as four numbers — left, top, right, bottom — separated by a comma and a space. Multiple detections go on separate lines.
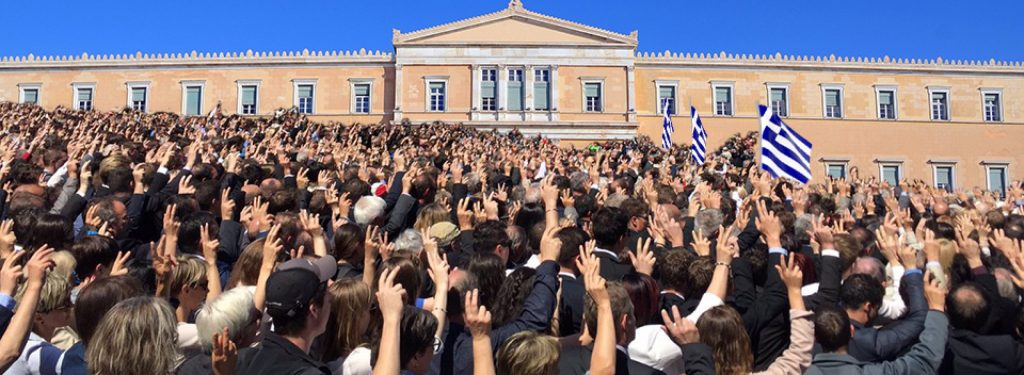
394, 4, 637, 47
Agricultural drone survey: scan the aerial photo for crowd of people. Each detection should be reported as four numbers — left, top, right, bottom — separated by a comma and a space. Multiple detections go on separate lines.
0, 100, 1021, 374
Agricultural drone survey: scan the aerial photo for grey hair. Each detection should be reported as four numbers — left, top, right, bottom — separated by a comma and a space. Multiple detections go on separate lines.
852, 257, 885, 283
794, 214, 814, 244
524, 184, 541, 204
465, 172, 482, 193
196, 287, 257, 350
569, 171, 590, 192
353, 196, 386, 226
694, 209, 724, 237
393, 229, 424, 254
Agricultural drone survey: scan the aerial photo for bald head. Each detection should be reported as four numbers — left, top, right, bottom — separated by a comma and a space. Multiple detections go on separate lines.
260, 178, 283, 199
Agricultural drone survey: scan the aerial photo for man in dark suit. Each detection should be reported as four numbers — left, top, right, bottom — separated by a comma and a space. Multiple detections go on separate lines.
652, 249, 692, 325
590, 207, 634, 281
842, 269, 927, 362
558, 282, 664, 375
555, 227, 589, 337
940, 282, 1024, 374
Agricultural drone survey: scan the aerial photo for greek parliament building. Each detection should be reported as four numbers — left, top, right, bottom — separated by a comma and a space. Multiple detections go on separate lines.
1, 1, 1022, 191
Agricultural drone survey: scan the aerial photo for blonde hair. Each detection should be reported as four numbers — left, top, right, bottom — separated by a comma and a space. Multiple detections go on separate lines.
86, 296, 178, 375
413, 203, 450, 232
495, 331, 560, 375
169, 256, 207, 296
322, 279, 372, 361
17, 271, 70, 313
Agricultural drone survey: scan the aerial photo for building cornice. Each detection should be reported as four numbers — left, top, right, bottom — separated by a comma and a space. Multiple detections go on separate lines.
635, 51, 1024, 74
0, 49, 394, 70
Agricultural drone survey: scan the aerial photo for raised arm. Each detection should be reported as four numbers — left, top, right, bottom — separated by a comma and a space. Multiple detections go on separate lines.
200, 223, 223, 302
579, 241, 615, 375
0, 248, 54, 372
374, 267, 407, 375
759, 254, 814, 375
464, 290, 495, 375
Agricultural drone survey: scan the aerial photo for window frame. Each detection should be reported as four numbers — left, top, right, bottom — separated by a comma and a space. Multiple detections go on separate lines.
874, 85, 898, 120
766, 83, 790, 117
425, 76, 449, 113
480, 67, 497, 111
18, 83, 41, 105
878, 162, 903, 186
981, 88, 1003, 123
655, 80, 678, 115
292, 79, 318, 115
928, 86, 951, 121
820, 84, 844, 119
711, 81, 734, 116
507, 67, 525, 112
581, 78, 605, 113
349, 78, 374, 114
824, 162, 848, 180
126, 81, 150, 113
236, 80, 262, 115
985, 164, 1009, 197
931, 163, 956, 192
71, 82, 96, 111
179, 80, 206, 116
532, 67, 551, 111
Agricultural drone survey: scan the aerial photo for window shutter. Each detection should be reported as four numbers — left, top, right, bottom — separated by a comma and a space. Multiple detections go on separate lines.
132, 87, 146, 102
534, 82, 548, 110
78, 88, 92, 101
585, 83, 600, 97
23, 89, 38, 103
185, 87, 201, 115
430, 82, 444, 91
354, 84, 370, 96
298, 85, 313, 98
985, 93, 998, 104
481, 81, 495, 99
242, 86, 257, 105
879, 91, 893, 105
825, 90, 839, 106
659, 86, 675, 100
771, 88, 784, 102
715, 87, 731, 103
508, 81, 522, 111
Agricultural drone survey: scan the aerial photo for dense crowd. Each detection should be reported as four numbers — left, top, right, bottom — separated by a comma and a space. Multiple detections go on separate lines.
0, 100, 1021, 374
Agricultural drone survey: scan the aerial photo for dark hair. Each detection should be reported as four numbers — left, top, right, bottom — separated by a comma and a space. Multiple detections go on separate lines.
686, 257, 715, 300
658, 250, 693, 294
840, 273, 883, 312
333, 223, 364, 265
491, 267, 537, 327
105, 168, 133, 194
178, 211, 218, 255
555, 227, 589, 268
71, 236, 119, 279
619, 198, 650, 221
75, 276, 144, 345
26, 213, 74, 251
342, 178, 371, 200
622, 273, 660, 326
473, 220, 511, 256
464, 253, 506, 309
947, 283, 990, 332
268, 190, 297, 215
814, 306, 852, 352
371, 306, 437, 370
591, 207, 628, 249
378, 256, 422, 305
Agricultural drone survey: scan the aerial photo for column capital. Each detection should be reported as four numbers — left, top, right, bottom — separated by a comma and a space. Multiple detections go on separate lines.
627, 65, 635, 72
551, 65, 559, 71
497, 64, 507, 69
395, 64, 403, 70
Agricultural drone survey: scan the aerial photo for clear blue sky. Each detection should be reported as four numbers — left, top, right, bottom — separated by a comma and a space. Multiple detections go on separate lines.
3, 0, 1021, 62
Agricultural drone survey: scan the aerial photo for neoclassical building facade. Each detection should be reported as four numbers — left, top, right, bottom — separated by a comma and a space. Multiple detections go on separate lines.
1, 1, 1022, 190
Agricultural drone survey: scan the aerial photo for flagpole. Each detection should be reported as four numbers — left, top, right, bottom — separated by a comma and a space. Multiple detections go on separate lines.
688, 96, 694, 167
756, 102, 763, 172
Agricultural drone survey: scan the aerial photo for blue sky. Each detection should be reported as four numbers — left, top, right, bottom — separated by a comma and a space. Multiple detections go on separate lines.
3, 0, 1021, 62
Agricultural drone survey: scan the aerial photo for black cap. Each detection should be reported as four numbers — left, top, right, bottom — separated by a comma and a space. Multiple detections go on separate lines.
264, 256, 337, 320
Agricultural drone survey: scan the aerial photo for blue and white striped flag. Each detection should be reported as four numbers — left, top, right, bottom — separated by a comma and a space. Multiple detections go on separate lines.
661, 102, 674, 149
690, 106, 707, 165
759, 105, 812, 183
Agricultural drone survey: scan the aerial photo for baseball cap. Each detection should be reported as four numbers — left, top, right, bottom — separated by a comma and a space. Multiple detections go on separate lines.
265, 255, 338, 319
428, 222, 460, 248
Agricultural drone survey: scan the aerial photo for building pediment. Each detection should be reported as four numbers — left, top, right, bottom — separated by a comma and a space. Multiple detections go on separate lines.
393, 1, 637, 48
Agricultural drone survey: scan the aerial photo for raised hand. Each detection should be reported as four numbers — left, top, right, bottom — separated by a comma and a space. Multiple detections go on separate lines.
26, 246, 56, 285
377, 267, 408, 322
691, 228, 710, 257
754, 200, 782, 248
628, 237, 656, 275
220, 189, 235, 221
109, 251, 132, 277
463, 289, 491, 338
0, 251, 25, 296
211, 328, 238, 375
661, 305, 700, 346
178, 175, 196, 195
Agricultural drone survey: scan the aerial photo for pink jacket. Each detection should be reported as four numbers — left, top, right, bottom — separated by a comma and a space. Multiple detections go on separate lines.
752, 309, 814, 375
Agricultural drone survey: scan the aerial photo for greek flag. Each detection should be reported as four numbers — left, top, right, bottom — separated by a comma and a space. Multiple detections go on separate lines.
661, 102, 674, 149
690, 106, 707, 165
759, 105, 812, 183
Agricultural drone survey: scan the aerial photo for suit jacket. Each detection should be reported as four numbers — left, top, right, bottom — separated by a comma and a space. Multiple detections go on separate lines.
650, 291, 688, 326
677, 343, 716, 375
743, 253, 790, 370
803, 254, 842, 311
848, 270, 927, 362
558, 273, 585, 337
595, 249, 634, 282
558, 344, 666, 375
806, 311, 948, 375
939, 329, 1024, 375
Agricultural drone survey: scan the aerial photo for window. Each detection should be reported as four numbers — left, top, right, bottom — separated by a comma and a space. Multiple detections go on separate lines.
429, 81, 446, 112
983, 91, 1002, 122
294, 83, 315, 114
584, 82, 602, 112
933, 165, 955, 191
74, 85, 94, 111
533, 68, 550, 110
930, 89, 949, 120
880, 164, 901, 186
18, 84, 40, 104
240, 86, 258, 114
823, 87, 843, 118
657, 84, 676, 115
353, 83, 371, 114
184, 85, 203, 116
713, 83, 733, 116
481, 68, 496, 111
987, 165, 1008, 197
826, 163, 847, 179
129, 86, 147, 112
508, 68, 524, 111
768, 86, 789, 117
877, 88, 897, 119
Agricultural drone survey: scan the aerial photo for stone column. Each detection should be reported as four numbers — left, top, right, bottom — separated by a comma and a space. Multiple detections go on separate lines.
498, 65, 508, 112
394, 64, 404, 122
627, 65, 637, 122
524, 65, 534, 111
550, 65, 559, 113
471, 64, 481, 120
